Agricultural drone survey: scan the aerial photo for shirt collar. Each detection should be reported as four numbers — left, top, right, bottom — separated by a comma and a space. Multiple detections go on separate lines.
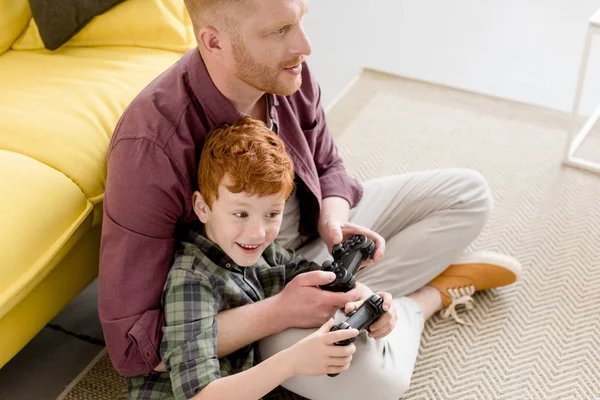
184, 229, 242, 272
266, 94, 277, 132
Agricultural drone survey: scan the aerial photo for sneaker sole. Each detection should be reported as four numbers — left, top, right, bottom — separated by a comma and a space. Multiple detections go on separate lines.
452, 251, 522, 278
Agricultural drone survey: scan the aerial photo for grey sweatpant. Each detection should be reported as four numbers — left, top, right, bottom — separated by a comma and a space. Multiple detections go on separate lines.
259, 168, 493, 400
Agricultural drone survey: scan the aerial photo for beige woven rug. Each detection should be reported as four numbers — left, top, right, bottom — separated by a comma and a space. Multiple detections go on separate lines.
59, 69, 600, 399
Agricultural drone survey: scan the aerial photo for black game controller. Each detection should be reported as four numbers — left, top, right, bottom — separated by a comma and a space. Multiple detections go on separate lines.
328, 293, 386, 377
320, 234, 376, 292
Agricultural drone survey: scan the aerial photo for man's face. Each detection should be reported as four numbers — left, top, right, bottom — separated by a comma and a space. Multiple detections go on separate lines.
227, 0, 312, 96
199, 178, 286, 267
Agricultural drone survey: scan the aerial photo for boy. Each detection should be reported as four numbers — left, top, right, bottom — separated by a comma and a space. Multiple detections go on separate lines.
129, 116, 396, 399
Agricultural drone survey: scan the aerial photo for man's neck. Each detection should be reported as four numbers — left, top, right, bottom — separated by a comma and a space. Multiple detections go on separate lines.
202, 51, 266, 121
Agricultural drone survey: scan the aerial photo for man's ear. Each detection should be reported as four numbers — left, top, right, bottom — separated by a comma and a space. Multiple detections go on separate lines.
198, 26, 225, 59
193, 191, 210, 223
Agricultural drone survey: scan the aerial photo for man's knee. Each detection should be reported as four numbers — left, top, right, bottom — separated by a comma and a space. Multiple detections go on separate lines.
277, 346, 414, 400
353, 367, 411, 400
455, 168, 493, 218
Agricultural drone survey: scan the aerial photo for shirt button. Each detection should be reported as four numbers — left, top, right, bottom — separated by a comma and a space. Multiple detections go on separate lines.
226, 263, 231, 268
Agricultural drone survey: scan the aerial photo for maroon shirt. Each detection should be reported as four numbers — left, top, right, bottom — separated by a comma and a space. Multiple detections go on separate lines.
98, 49, 363, 376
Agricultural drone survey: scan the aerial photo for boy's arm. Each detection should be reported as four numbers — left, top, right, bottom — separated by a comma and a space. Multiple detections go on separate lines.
163, 268, 222, 400
193, 319, 361, 400
165, 265, 335, 400
190, 351, 294, 400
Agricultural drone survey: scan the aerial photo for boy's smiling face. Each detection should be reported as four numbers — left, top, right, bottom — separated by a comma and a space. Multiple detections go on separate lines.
193, 176, 286, 267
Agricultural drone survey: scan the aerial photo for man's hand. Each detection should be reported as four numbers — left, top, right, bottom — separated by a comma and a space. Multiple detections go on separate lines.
343, 290, 397, 340
319, 220, 386, 267
275, 270, 362, 329
318, 197, 385, 267
154, 360, 167, 372
341, 282, 374, 312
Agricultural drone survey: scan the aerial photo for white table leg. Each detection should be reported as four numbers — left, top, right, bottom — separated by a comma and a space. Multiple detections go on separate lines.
564, 24, 600, 175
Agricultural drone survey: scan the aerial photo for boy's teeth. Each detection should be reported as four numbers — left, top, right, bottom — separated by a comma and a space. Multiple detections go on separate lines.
239, 244, 259, 249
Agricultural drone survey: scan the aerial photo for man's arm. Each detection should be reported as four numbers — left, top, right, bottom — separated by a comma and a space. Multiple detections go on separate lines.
300, 63, 363, 207
160, 298, 289, 369
300, 64, 386, 262
318, 196, 351, 246
215, 242, 355, 358
320, 196, 350, 223
214, 295, 287, 358
215, 270, 361, 358
99, 138, 184, 376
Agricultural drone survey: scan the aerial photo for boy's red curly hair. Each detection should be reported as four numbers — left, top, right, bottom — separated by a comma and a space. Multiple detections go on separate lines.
198, 116, 295, 209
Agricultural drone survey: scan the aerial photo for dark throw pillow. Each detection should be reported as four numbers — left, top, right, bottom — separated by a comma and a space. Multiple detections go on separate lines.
28, 0, 126, 50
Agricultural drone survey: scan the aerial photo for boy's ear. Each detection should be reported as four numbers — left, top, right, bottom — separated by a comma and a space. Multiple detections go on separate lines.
192, 191, 210, 223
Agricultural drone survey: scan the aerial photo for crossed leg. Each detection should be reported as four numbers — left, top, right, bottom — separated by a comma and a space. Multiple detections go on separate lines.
260, 169, 496, 400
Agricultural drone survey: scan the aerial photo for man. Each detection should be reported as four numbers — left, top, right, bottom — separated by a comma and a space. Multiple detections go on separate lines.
99, 0, 520, 398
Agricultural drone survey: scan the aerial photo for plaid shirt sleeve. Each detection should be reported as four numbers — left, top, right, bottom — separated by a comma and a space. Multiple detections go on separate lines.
161, 265, 221, 400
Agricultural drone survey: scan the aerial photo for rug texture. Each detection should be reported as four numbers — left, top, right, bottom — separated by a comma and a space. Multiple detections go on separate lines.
59, 69, 600, 399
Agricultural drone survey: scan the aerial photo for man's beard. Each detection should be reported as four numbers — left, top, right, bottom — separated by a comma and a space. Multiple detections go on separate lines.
232, 36, 303, 96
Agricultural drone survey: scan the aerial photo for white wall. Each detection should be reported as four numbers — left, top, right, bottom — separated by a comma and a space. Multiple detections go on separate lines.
303, 1, 600, 116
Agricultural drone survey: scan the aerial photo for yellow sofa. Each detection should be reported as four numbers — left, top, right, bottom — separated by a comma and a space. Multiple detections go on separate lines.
0, 0, 195, 368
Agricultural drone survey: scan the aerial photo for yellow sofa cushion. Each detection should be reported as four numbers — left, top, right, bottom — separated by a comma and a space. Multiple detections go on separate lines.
0, 46, 185, 206
0, 0, 31, 55
12, 0, 195, 52
0, 150, 93, 319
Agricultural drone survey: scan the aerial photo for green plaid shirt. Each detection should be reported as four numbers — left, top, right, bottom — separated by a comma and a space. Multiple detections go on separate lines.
129, 230, 319, 400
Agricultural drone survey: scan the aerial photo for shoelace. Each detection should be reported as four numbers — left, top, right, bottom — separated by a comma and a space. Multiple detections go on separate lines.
440, 285, 476, 325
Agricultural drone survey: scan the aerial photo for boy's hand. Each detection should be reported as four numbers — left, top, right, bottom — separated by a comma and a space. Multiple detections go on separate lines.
343, 291, 397, 340
277, 271, 361, 328
285, 319, 358, 377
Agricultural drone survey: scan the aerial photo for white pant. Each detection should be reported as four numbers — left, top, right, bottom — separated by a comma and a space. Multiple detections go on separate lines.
259, 168, 493, 400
